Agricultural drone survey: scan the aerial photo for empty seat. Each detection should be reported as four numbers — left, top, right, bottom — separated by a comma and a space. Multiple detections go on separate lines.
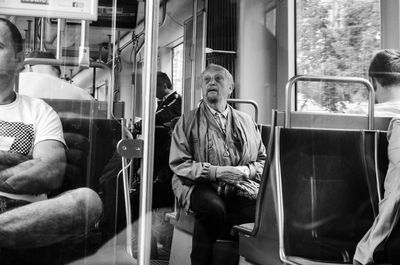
275, 127, 379, 264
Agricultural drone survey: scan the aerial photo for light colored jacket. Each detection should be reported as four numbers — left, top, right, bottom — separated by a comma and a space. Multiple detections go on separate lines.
169, 102, 266, 210
354, 118, 400, 264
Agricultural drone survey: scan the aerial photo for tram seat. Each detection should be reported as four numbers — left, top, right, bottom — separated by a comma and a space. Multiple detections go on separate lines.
232, 111, 281, 265
166, 124, 272, 265
274, 127, 379, 264
57, 116, 132, 263
376, 131, 389, 200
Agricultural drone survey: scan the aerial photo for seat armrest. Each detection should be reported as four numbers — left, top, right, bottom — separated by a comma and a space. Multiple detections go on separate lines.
232, 223, 255, 236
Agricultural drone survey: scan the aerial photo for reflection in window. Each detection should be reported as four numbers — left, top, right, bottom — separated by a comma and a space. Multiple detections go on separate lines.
172, 43, 183, 96
296, 0, 380, 113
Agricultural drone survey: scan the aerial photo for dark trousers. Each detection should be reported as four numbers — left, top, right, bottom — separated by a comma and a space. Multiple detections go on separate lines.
189, 184, 256, 265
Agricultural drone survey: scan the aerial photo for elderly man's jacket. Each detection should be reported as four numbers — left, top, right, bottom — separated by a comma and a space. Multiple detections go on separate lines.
169, 101, 266, 210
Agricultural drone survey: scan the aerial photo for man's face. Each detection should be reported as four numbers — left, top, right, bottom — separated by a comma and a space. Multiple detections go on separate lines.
201, 68, 233, 105
0, 22, 22, 91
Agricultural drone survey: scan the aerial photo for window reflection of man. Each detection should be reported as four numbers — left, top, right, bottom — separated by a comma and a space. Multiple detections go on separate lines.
0, 18, 102, 255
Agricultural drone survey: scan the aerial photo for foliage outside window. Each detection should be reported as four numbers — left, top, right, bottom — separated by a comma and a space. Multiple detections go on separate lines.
296, 0, 380, 113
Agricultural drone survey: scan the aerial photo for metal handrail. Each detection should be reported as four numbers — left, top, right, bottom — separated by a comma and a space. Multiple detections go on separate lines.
22, 58, 114, 119
227, 98, 259, 123
285, 75, 375, 130
138, 0, 160, 264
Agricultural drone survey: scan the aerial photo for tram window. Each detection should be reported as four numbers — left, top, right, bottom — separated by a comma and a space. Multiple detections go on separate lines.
296, 0, 380, 113
172, 43, 183, 96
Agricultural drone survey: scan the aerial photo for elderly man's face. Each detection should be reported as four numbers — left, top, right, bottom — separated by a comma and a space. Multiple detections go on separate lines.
201, 68, 233, 105
0, 22, 22, 92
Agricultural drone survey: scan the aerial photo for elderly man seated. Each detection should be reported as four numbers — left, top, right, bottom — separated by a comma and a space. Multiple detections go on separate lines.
169, 64, 266, 265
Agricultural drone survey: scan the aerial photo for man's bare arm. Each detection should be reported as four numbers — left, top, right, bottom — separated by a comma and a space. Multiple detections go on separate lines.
0, 151, 31, 167
0, 140, 66, 194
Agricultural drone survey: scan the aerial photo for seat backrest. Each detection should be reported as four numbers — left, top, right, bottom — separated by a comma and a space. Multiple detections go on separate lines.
56, 117, 121, 193
377, 131, 389, 199
276, 127, 377, 263
57, 117, 126, 241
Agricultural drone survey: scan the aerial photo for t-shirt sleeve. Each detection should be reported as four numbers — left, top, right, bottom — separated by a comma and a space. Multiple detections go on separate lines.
34, 101, 66, 147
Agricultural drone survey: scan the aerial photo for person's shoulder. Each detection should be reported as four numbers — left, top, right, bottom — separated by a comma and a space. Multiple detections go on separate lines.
167, 91, 182, 103
231, 107, 253, 120
174, 92, 182, 99
375, 102, 400, 117
181, 108, 197, 120
18, 93, 46, 106
17, 94, 56, 113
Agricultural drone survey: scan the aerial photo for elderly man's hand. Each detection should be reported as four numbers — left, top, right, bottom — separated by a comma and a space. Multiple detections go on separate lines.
235, 179, 260, 200
216, 166, 249, 185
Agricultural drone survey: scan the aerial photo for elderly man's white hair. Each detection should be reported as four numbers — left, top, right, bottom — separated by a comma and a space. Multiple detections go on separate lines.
200, 64, 234, 87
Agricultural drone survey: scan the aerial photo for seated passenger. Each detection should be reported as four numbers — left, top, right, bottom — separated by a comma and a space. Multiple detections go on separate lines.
169, 64, 266, 265
354, 50, 400, 265
19, 50, 94, 101
350, 49, 400, 116
0, 17, 102, 251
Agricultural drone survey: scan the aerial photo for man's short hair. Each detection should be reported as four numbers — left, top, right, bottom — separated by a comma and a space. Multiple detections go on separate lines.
369, 49, 400, 88
201, 64, 234, 87
26, 50, 61, 77
0, 18, 23, 54
157, 71, 172, 89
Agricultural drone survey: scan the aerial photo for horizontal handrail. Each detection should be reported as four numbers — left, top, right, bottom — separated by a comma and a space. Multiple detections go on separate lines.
227, 98, 259, 123
285, 75, 375, 130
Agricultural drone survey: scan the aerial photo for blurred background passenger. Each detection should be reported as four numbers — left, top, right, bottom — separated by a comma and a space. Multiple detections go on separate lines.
354, 49, 400, 265
24, 50, 61, 77
368, 49, 400, 116
19, 50, 94, 101
350, 49, 400, 117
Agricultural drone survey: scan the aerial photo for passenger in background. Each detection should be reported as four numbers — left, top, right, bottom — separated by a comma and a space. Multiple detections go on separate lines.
132, 71, 182, 209
132, 71, 182, 133
24, 50, 61, 77
0, 17, 102, 255
354, 49, 400, 264
19, 50, 94, 101
369, 49, 400, 116
169, 64, 266, 265
351, 49, 400, 116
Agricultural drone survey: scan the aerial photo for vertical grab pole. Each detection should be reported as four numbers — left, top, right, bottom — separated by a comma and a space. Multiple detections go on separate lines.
56, 19, 63, 60
138, 1, 159, 265
190, 0, 198, 109
120, 119, 133, 257
40, 18, 45, 51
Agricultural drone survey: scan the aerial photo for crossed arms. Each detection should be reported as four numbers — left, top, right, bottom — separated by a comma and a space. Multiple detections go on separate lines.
0, 140, 66, 194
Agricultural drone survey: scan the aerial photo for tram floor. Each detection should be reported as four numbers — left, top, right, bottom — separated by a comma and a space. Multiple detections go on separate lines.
131, 207, 174, 263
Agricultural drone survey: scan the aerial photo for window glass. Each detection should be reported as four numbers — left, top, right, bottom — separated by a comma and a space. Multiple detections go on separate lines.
172, 43, 184, 96
296, 0, 380, 113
